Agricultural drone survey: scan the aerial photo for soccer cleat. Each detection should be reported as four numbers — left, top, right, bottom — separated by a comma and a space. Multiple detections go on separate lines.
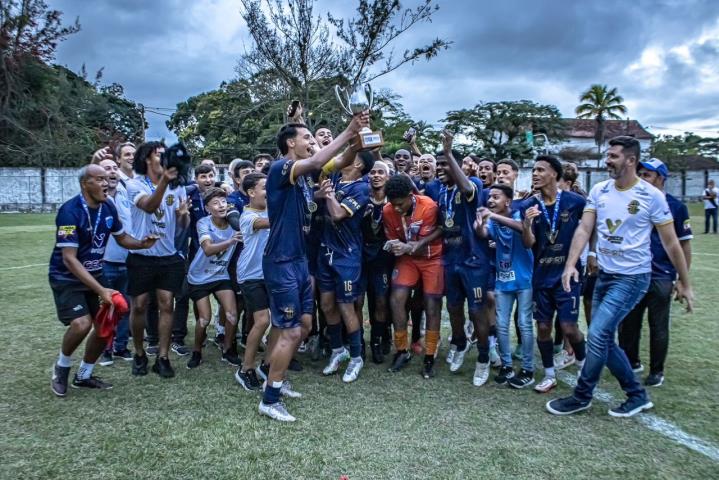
631, 362, 644, 373
113, 349, 133, 361
553, 350, 576, 370
145, 344, 159, 356
371, 343, 384, 364
288, 358, 303, 372
608, 396, 654, 417
267, 380, 303, 399
494, 366, 515, 385
411, 341, 423, 356
489, 345, 502, 368
132, 354, 149, 376
534, 376, 558, 393
388, 351, 411, 373
645, 373, 664, 387
449, 343, 471, 373
71, 375, 113, 390
342, 358, 364, 383
152, 356, 175, 378
98, 351, 114, 367
212, 333, 225, 349
221, 350, 242, 367
259, 401, 296, 422
235, 368, 262, 391
473, 361, 490, 387
322, 348, 350, 376
51, 364, 71, 397
257, 363, 270, 382
546, 396, 592, 415
422, 357, 436, 379
171, 342, 191, 356
508, 369, 535, 389
446, 344, 457, 364
187, 351, 203, 369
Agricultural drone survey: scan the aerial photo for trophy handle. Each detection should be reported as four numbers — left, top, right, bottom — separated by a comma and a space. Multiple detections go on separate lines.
363, 83, 373, 110
334, 85, 352, 116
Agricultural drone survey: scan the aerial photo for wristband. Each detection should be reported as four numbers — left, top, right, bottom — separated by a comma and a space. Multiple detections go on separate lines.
587, 251, 597, 258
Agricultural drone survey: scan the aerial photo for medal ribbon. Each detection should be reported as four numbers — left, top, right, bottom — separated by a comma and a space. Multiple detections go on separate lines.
440, 185, 457, 223
144, 176, 156, 194
538, 189, 561, 241
80, 195, 103, 244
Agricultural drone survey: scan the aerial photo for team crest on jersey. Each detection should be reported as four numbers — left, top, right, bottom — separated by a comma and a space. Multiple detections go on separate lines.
105, 216, 113, 229
627, 200, 640, 214
335, 190, 345, 202
606, 219, 622, 234
684, 219, 691, 230
166, 194, 175, 206
282, 306, 295, 320
57, 225, 76, 237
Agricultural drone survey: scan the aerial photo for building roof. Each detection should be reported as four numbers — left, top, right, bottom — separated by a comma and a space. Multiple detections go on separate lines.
667, 155, 719, 170
563, 119, 653, 140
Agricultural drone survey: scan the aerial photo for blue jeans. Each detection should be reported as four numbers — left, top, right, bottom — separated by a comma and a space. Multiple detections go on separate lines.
705, 208, 717, 233
496, 288, 534, 371
103, 261, 130, 352
574, 271, 650, 402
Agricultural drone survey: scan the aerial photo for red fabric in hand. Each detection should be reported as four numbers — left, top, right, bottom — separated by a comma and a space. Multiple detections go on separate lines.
95, 291, 129, 339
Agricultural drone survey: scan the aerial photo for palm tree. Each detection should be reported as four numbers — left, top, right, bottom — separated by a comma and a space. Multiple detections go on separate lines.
575, 84, 628, 156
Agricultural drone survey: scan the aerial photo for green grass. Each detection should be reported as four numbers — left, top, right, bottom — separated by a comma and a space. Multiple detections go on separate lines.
1, 208, 718, 480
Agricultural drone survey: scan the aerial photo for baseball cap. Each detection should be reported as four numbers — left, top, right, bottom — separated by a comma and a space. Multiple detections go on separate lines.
639, 158, 669, 178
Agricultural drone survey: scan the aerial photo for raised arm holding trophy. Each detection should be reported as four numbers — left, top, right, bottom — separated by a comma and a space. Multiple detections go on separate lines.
334, 83, 384, 151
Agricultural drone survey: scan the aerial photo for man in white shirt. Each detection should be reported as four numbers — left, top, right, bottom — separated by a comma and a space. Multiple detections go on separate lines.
546, 136, 693, 418
702, 179, 718, 234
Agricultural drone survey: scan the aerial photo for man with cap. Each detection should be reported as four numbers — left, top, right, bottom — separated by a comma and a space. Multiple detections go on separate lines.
618, 158, 692, 387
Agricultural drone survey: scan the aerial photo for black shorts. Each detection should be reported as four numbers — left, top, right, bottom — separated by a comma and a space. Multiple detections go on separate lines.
126, 253, 185, 296
50, 279, 103, 326
238, 279, 270, 314
187, 279, 234, 302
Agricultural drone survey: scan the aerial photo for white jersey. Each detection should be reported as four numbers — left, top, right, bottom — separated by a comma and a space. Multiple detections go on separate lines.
187, 216, 237, 285
103, 184, 133, 263
703, 186, 719, 209
126, 176, 187, 257
585, 178, 672, 275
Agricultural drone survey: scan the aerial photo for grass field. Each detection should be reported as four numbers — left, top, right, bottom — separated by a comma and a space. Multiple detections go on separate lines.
1, 207, 718, 480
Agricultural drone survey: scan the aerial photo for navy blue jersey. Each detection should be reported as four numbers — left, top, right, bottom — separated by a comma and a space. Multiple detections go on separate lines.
265, 158, 313, 262
439, 177, 490, 267
228, 189, 249, 214
651, 193, 693, 280
49, 194, 123, 284
362, 196, 388, 262
187, 186, 209, 254
520, 190, 585, 289
320, 172, 369, 260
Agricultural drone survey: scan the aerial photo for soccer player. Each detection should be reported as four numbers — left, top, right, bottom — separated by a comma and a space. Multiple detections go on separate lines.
393, 149, 412, 174
437, 132, 493, 386
50, 165, 157, 396
253, 154, 273, 174
185, 187, 242, 369
115, 142, 136, 182
317, 151, 372, 382
521, 155, 587, 394
477, 158, 497, 186
618, 158, 692, 387
234, 173, 272, 390
383, 175, 443, 378
315, 127, 334, 148
126, 141, 190, 379
361, 161, 393, 363
259, 113, 368, 422
547, 136, 693, 417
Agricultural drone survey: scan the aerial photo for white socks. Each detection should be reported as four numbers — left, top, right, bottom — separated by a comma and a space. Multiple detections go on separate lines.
76, 361, 95, 380
57, 352, 72, 368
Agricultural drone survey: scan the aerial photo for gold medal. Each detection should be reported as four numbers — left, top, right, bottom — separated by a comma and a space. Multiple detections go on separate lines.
547, 230, 558, 244
308, 201, 318, 213
445, 217, 455, 228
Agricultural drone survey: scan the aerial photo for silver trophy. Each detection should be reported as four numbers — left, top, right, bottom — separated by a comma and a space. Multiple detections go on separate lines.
334, 83, 384, 150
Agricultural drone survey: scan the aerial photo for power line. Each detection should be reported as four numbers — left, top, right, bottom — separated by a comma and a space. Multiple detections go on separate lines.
647, 125, 719, 134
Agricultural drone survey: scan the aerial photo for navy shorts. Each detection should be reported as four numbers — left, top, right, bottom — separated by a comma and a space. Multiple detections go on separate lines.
263, 257, 313, 329
362, 255, 393, 299
533, 282, 581, 323
487, 264, 497, 292
316, 246, 362, 303
444, 263, 490, 312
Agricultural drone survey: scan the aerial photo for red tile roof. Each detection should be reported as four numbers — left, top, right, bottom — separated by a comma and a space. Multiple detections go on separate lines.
563, 119, 653, 140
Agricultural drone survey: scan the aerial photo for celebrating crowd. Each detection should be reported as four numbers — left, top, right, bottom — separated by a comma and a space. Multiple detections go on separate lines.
48, 108, 694, 423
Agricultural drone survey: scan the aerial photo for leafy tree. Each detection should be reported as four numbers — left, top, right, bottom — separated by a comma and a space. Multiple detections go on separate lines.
575, 84, 627, 154
443, 100, 565, 165
650, 132, 719, 170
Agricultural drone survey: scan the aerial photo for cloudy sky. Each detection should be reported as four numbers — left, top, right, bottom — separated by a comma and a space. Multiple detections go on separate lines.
49, 0, 719, 142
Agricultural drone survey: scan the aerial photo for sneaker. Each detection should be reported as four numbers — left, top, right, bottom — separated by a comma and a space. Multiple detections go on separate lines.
297, 341, 308, 354
288, 357, 303, 372
494, 366, 515, 385
421, 357, 436, 379
259, 401, 296, 422
534, 376, 558, 393
280, 380, 302, 398
221, 350, 242, 367
512, 344, 522, 360
71, 375, 113, 390
307, 334, 321, 361
212, 333, 225, 349
489, 345, 502, 368
608, 396, 654, 418
99, 351, 114, 367
145, 344, 159, 356
171, 342, 191, 356
132, 354, 148, 376
187, 351, 203, 369
257, 363, 270, 382
411, 341, 423, 355
546, 396, 592, 415
553, 349, 576, 370
645, 372, 664, 387
152, 356, 175, 378
508, 369, 535, 389
323, 348, 350, 375
473, 361, 490, 387
113, 349, 133, 361
235, 368, 261, 391
631, 362, 644, 373
371, 343, 384, 364
446, 344, 457, 364
51, 364, 71, 397
342, 358, 364, 383
388, 351, 411, 373
449, 343, 471, 373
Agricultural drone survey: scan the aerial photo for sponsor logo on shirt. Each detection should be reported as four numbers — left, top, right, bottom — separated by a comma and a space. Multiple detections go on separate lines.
684, 219, 691, 230
58, 225, 76, 237
606, 219, 622, 234
154, 208, 165, 220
